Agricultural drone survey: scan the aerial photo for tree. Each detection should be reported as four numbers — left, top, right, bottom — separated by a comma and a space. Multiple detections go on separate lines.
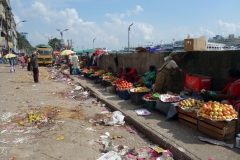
48, 38, 61, 51
17, 31, 34, 55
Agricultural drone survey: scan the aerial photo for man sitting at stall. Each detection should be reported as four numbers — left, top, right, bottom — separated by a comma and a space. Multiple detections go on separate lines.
136, 65, 156, 88
122, 67, 138, 83
215, 68, 240, 115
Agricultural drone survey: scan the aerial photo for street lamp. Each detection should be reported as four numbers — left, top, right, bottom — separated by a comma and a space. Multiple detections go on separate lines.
56, 29, 68, 39
16, 20, 27, 26
128, 23, 133, 52
93, 38, 96, 49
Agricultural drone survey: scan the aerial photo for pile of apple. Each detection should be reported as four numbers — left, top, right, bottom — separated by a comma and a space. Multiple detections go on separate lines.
112, 78, 123, 85
82, 68, 89, 73
179, 98, 204, 109
198, 101, 238, 120
116, 79, 134, 90
143, 94, 153, 100
94, 70, 105, 76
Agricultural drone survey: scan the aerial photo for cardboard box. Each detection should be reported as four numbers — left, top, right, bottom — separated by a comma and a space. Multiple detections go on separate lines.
184, 38, 207, 51
184, 74, 212, 92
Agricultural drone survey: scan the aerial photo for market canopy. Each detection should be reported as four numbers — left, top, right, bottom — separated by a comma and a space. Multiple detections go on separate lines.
53, 51, 61, 54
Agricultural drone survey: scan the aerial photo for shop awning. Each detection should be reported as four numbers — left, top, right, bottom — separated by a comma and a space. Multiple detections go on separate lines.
53, 51, 61, 54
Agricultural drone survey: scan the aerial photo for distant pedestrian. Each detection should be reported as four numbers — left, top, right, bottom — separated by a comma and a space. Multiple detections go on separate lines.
9, 58, 15, 72
31, 52, 39, 83
27, 56, 31, 71
69, 53, 73, 75
91, 53, 97, 66
55, 55, 61, 68
20, 56, 25, 69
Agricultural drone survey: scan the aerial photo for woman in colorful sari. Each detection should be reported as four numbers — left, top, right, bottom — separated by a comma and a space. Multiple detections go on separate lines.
153, 52, 188, 93
136, 65, 156, 88
215, 68, 240, 115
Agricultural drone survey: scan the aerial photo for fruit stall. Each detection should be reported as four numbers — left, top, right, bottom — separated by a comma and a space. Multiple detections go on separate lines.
80, 69, 239, 141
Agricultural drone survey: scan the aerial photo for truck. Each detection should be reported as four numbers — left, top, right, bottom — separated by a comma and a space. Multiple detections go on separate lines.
35, 44, 53, 65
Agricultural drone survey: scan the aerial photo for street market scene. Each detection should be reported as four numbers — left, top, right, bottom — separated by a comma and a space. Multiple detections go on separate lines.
0, 0, 240, 160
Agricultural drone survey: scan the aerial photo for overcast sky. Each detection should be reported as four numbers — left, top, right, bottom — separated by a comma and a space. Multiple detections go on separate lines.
12, 0, 240, 50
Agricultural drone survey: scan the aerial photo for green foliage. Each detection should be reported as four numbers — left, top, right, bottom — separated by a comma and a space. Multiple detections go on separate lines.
48, 38, 61, 50
17, 31, 34, 55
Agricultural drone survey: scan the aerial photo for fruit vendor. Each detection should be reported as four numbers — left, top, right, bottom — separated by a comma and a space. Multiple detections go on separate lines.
122, 67, 138, 83
136, 65, 156, 88
153, 52, 188, 93
215, 68, 240, 115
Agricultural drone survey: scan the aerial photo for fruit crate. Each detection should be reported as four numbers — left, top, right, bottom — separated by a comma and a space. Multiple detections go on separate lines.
101, 80, 111, 87
118, 90, 131, 100
197, 118, 238, 141
130, 91, 149, 105
94, 76, 102, 84
88, 74, 95, 80
144, 100, 157, 110
177, 107, 198, 130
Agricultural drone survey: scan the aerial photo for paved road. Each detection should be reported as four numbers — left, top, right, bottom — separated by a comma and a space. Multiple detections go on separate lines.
0, 64, 151, 160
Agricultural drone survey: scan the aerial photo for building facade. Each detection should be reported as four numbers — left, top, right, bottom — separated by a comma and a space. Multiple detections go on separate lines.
0, 0, 17, 55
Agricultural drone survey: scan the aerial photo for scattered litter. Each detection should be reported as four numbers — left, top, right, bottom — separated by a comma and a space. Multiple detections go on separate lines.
57, 135, 65, 141
85, 127, 96, 131
135, 109, 151, 116
198, 136, 234, 148
2, 112, 11, 122
97, 151, 122, 160
105, 111, 125, 126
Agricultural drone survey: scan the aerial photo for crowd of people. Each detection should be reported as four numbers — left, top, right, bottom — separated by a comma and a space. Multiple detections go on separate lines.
3, 53, 40, 83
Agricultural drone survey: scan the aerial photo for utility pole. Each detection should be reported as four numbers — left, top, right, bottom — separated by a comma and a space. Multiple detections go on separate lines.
93, 38, 96, 49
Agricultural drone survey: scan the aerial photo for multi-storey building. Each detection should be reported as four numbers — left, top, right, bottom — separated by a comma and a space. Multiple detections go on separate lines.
0, 0, 17, 54
209, 34, 240, 47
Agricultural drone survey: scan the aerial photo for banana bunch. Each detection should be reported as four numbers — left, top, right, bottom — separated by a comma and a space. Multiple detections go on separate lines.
134, 87, 149, 92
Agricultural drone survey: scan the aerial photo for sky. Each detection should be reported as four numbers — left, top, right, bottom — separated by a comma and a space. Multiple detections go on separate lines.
11, 0, 240, 50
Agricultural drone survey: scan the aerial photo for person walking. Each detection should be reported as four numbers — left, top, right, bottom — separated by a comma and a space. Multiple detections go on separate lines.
20, 56, 25, 69
9, 58, 15, 73
69, 53, 73, 75
31, 52, 39, 83
55, 55, 61, 68
27, 56, 31, 71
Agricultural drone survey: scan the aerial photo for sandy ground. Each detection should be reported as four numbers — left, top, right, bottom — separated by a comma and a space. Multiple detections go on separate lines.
0, 64, 152, 160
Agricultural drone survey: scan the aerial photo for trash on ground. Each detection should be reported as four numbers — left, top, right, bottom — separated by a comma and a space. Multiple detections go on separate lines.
198, 136, 234, 148
135, 109, 151, 116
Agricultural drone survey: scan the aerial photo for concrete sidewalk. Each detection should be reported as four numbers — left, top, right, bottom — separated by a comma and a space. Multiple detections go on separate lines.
69, 74, 240, 160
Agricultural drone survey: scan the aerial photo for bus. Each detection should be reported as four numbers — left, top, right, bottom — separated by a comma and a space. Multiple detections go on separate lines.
35, 44, 53, 65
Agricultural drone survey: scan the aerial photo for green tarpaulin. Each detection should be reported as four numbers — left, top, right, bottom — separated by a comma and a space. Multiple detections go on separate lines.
74, 49, 95, 55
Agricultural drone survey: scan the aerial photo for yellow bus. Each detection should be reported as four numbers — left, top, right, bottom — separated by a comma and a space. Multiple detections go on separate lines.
35, 44, 53, 65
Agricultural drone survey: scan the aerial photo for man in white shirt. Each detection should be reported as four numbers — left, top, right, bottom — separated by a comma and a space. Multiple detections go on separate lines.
69, 53, 73, 75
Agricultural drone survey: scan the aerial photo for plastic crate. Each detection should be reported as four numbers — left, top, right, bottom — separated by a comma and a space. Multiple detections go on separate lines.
130, 92, 148, 105
101, 80, 112, 87
84, 72, 89, 78
89, 74, 95, 80
94, 76, 102, 84
144, 100, 156, 110
118, 90, 131, 100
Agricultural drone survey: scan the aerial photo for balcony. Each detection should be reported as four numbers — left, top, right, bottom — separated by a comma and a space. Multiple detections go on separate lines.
1, 0, 10, 10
